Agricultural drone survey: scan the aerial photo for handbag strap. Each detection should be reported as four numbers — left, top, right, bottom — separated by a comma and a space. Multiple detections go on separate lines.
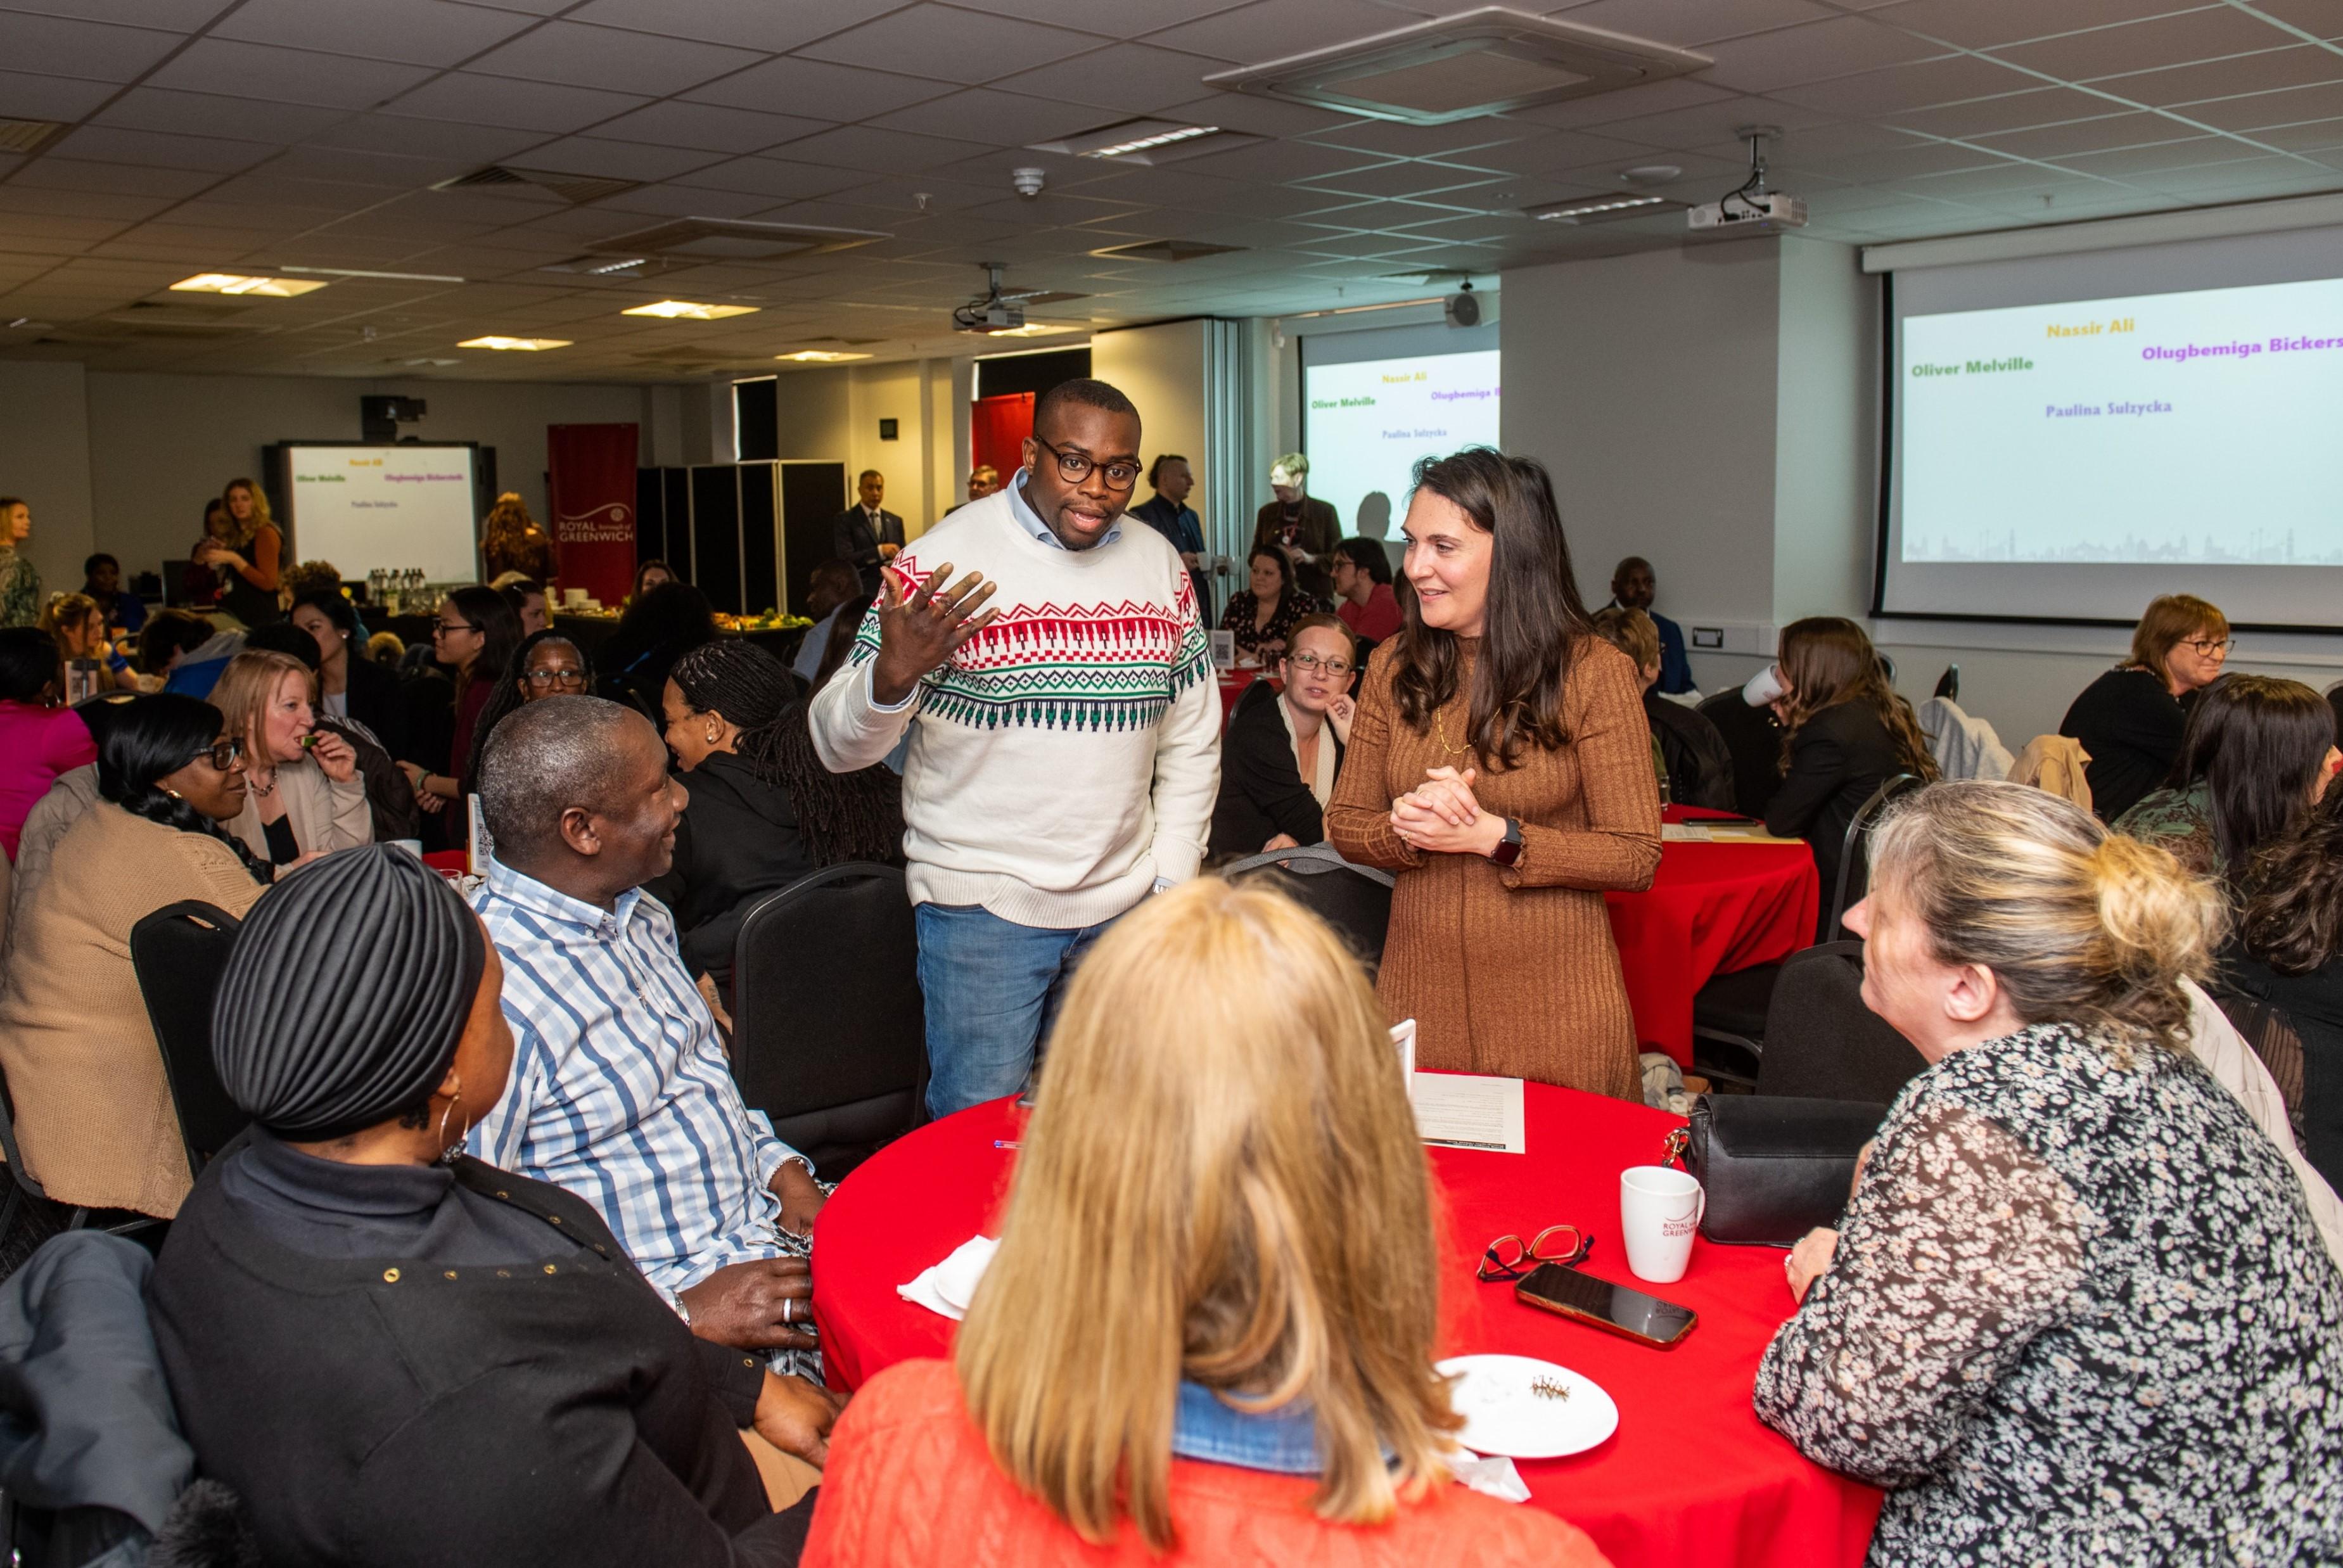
1660, 1126, 1690, 1170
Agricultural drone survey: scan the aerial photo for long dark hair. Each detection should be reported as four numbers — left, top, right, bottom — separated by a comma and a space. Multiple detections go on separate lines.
2239, 782, 2343, 974
0, 625, 60, 704
443, 583, 521, 693
96, 694, 269, 880
464, 629, 594, 798
601, 580, 717, 701
1775, 617, 1938, 782
1388, 449, 1588, 770
668, 639, 903, 865
1244, 545, 1294, 606
2171, 673, 2334, 870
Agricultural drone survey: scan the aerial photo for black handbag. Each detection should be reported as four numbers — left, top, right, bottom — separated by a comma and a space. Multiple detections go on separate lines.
1662, 1095, 1891, 1247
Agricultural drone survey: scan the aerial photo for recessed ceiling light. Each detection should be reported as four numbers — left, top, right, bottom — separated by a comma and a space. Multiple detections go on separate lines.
1033, 119, 1224, 160
1619, 165, 1683, 187
170, 272, 327, 298
1523, 193, 1676, 222
777, 350, 872, 362
983, 322, 1081, 338
458, 336, 570, 351
622, 300, 761, 320
281, 266, 466, 283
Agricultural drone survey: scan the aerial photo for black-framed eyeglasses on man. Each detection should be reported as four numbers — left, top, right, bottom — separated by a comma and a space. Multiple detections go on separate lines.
1031, 433, 1140, 492
523, 668, 590, 691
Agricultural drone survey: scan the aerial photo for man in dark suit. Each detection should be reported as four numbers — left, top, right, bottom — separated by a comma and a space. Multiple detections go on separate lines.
1607, 556, 1695, 695
833, 469, 905, 596
1128, 454, 1212, 623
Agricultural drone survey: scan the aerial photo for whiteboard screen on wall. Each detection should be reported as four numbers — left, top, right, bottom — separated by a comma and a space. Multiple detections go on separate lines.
1301, 319, 1499, 540
1880, 224, 2343, 628
283, 445, 480, 582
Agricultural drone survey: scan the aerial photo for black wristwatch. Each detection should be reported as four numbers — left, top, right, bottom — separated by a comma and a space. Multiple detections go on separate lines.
1488, 817, 1524, 867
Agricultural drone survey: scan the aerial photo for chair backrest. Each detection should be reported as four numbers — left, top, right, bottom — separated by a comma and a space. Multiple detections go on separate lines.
1220, 843, 1395, 976
731, 863, 924, 1178
1828, 772, 1923, 938
129, 901, 248, 1178
1754, 940, 1928, 1103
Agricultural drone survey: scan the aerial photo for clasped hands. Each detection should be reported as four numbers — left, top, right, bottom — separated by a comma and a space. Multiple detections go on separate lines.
1391, 765, 1507, 857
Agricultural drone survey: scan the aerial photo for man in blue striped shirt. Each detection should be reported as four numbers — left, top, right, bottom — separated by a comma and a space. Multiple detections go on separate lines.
467, 696, 827, 1356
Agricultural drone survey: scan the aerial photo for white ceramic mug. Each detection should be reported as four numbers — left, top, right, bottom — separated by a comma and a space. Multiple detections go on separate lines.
1620, 1164, 1706, 1284
389, 839, 424, 858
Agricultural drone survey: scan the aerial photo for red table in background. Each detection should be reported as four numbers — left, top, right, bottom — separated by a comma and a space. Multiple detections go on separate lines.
812, 1084, 1882, 1568
1605, 809, 1818, 1068
1217, 666, 1274, 723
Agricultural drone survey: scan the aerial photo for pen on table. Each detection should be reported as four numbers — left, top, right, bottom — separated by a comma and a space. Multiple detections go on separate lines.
993, 1140, 1021, 1150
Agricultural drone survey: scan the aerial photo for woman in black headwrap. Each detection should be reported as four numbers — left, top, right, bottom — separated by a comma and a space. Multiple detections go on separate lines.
647, 640, 903, 997
146, 846, 842, 1568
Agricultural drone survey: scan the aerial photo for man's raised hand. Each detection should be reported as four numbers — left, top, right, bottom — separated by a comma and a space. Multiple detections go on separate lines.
870, 559, 1000, 706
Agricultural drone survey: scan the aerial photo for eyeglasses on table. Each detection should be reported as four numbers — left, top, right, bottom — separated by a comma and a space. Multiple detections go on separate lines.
1477, 1223, 1594, 1282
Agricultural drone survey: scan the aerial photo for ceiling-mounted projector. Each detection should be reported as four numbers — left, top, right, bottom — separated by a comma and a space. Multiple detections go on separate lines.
1688, 126, 1805, 240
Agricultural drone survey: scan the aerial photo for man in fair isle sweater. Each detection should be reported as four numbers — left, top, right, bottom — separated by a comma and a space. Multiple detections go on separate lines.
811, 379, 1220, 1115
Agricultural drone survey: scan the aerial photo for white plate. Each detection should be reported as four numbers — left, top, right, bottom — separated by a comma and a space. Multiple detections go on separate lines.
1436, 1354, 1619, 1460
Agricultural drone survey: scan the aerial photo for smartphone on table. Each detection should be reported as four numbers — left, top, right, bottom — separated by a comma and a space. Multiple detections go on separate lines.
1516, 1262, 1697, 1349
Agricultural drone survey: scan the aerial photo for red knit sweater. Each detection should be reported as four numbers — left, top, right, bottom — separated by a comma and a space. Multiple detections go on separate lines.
801, 1360, 1611, 1568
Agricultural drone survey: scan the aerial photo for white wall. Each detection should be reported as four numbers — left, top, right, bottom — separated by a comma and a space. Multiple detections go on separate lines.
0, 361, 95, 599
1094, 317, 1208, 528
79, 371, 656, 580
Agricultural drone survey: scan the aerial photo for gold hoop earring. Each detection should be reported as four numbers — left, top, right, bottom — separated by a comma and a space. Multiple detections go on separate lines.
436, 1085, 463, 1151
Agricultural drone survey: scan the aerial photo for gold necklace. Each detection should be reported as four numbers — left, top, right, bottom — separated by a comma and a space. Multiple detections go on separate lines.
1431, 708, 1471, 757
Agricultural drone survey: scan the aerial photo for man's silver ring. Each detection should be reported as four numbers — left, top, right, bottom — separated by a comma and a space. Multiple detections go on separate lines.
782, 1297, 798, 1323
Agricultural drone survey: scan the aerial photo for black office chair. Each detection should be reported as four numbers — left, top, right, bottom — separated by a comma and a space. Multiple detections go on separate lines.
130, 901, 250, 1178
1752, 941, 1928, 1103
1691, 772, 1924, 1085
1935, 663, 1961, 701
1220, 843, 1396, 978
730, 864, 926, 1180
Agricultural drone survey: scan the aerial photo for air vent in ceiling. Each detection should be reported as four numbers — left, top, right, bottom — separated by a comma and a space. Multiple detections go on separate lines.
435, 165, 642, 205
1204, 6, 1710, 125
1089, 240, 1246, 263
0, 118, 65, 155
589, 218, 889, 262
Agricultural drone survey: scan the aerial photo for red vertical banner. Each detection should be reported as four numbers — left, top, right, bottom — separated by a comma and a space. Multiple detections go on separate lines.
970, 392, 1034, 490
546, 423, 639, 605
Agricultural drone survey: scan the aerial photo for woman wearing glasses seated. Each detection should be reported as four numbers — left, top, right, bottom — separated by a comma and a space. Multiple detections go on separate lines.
2059, 594, 2230, 824
799, 879, 1605, 1567
1211, 615, 1356, 858
458, 628, 594, 798
647, 639, 903, 1001
1757, 781, 2343, 1565
0, 693, 270, 1220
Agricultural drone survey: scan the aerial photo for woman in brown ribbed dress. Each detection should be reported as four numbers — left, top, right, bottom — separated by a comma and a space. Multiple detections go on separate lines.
1328, 450, 1660, 1099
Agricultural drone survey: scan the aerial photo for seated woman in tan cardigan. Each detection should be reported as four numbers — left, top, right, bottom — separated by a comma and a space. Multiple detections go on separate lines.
209, 648, 371, 870
0, 693, 270, 1218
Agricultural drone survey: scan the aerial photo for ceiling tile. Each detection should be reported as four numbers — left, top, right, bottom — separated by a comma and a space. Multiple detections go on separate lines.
8, 158, 222, 197
684, 55, 952, 118
0, 188, 172, 224
92, 89, 353, 144
0, 0, 233, 25
1773, 54, 2043, 116
466, 22, 765, 95
770, 125, 998, 175
2049, 134, 2276, 174
2252, 115, 2343, 150
1554, 0, 1837, 47
563, 0, 902, 51
381, 73, 649, 132
1990, 6, 2299, 78
146, 39, 439, 110
502, 136, 724, 182
2247, 0, 2343, 39
48, 125, 276, 174
209, 0, 536, 67
1872, 0, 2217, 51
0, 67, 120, 122
588, 100, 829, 155
1979, 108, 2204, 156
1145, 0, 1450, 65
1297, 115, 1535, 158
251, 146, 464, 189
1699, 14, 1950, 91
795, 4, 1100, 86
2180, 77, 2343, 131
1295, 160, 1507, 198
978, 43, 1222, 112
1500, 75, 1743, 131
302, 113, 550, 164
2105, 45, 2343, 108
952, 0, 1244, 26
668, 155, 863, 200
868, 87, 1121, 145
1172, 136, 1395, 182
1884, 85, 2138, 136
0, 11, 182, 82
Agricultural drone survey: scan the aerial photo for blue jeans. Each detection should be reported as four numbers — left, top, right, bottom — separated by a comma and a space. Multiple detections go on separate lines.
915, 903, 1114, 1118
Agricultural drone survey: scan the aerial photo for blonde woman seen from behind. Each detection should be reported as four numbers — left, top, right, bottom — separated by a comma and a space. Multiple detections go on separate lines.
209, 649, 371, 870
1756, 781, 2343, 1567
801, 879, 1609, 1568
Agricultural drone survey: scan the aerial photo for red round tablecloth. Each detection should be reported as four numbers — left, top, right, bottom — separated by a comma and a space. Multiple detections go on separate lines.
1217, 668, 1275, 722
1605, 815, 1818, 1068
810, 1083, 1881, 1568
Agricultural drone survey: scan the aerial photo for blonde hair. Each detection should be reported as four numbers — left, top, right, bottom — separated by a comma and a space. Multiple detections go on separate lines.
2128, 594, 2226, 683
37, 591, 101, 649
955, 879, 1459, 1550
209, 649, 315, 750
1270, 450, 1308, 481
220, 478, 274, 550
1869, 781, 2223, 1057
1590, 606, 1660, 672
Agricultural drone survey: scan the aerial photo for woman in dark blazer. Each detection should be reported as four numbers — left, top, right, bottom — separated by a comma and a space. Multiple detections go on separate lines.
648, 640, 903, 996
1211, 615, 1355, 858
1764, 618, 1939, 936
146, 846, 838, 1568
2060, 593, 2230, 822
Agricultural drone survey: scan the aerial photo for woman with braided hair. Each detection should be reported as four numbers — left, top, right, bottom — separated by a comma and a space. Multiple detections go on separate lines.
651, 639, 904, 995
0, 694, 271, 1218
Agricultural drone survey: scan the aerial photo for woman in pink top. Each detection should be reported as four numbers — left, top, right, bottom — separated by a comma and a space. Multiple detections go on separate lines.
0, 628, 96, 860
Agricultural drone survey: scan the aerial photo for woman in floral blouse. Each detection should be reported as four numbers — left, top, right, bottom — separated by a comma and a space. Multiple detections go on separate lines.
1756, 780, 2343, 1567
1218, 545, 1326, 663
